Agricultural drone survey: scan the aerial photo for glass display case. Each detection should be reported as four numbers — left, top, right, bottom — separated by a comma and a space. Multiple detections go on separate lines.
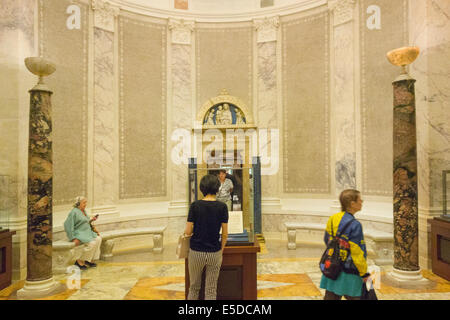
188, 165, 257, 246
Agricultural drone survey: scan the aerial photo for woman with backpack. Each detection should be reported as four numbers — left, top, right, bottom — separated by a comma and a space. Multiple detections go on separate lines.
320, 189, 370, 300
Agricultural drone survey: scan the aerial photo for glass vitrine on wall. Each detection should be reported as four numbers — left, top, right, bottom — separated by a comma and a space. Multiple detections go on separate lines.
188, 165, 258, 246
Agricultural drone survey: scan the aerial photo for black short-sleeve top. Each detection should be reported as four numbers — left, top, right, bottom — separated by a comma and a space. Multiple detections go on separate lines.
187, 200, 229, 252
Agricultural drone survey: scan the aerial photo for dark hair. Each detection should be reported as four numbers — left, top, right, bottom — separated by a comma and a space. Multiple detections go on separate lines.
199, 174, 221, 196
339, 189, 361, 212
218, 169, 227, 174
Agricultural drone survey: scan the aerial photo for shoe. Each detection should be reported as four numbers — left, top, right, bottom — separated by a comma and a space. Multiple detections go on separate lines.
84, 261, 97, 268
75, 261, 87, 270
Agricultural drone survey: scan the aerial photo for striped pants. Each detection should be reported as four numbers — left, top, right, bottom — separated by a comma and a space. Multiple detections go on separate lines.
188, 249, 223, 300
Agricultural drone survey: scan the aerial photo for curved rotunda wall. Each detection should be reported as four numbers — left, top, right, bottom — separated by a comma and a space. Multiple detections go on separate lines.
8, 0, 450, 273
43, 0, 405, 249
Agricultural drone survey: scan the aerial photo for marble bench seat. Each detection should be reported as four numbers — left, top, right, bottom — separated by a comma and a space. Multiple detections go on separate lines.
52, 226, 167, 273
284, 222, 393, 265
53, 240, 88, 274
100, 226, 167, 261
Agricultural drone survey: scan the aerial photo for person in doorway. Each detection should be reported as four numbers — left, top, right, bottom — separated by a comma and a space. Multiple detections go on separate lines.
63, 196, 101, 270
216, 169, 233, 211
320, 189, 370, 300
185, 174, 229, 300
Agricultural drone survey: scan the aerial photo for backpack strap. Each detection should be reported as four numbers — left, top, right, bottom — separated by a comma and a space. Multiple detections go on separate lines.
336, 216, 354, 238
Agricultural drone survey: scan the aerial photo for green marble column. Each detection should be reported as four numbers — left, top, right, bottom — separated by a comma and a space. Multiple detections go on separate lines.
26, 88, 53, 281
392, 78, 419, 272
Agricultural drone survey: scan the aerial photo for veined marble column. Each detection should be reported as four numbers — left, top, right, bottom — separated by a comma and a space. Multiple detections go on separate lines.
392, 77, 419, 271
18, 57, 62, 299
168, 19, 194, 213
329, 0, 357, 195
91, 0, 119, 218
254, 17, 282, 213
387, 47, 429, 286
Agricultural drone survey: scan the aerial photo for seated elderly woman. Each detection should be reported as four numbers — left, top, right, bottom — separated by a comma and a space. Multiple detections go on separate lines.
63, 196, 102, 270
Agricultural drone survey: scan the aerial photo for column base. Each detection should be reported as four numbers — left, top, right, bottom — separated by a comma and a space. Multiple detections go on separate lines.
16, 277, 65, 300
384, 267, 433, 289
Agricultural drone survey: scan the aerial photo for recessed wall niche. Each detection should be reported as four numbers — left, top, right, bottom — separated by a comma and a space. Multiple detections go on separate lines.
39, 0, 89, 205
282, 11, 330, 194
119, 15, 167, 199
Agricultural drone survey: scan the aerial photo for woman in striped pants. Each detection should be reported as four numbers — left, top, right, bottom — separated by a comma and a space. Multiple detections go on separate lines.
184, 174, 229, 300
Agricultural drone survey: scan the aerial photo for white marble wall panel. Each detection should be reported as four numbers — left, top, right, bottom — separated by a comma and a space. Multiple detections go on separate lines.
333, 21, 356, 192
424, 0, 450, 209
170, 43, 192, 204
410, 0, 450, 268
93, 28, 116, 207
257, 41, 278, 198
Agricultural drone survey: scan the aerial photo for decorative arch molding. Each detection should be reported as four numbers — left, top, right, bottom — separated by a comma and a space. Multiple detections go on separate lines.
196, 89, 255, 128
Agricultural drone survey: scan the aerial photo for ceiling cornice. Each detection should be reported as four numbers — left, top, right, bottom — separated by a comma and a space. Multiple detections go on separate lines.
108, 0, 327, 22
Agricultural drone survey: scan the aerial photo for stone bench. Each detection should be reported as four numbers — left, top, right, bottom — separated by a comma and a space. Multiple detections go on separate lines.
284, 222, 393, 265
52, 226, 167, 273
100, 226, 167, 261
53, 240, 88, 274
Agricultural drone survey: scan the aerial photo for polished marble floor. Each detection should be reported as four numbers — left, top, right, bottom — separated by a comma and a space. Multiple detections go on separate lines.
2, 240, 449, 300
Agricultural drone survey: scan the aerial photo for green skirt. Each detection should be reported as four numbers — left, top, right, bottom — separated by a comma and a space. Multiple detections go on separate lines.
320, 271, 363, 297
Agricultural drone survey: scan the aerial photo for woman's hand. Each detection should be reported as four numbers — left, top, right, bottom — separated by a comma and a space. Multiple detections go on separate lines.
72, 239, 81, 246
92, 226, 100, 236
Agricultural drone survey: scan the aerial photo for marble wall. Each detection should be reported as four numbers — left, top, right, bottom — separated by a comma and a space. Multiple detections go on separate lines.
331, 0, 357, 194
119, 15, 167, 199
410, 0, 450, 268
0, 0, 36, 281
195, 24, 253, 111
359, 0, 408, 196
93, 28, 116, 207
282, 11, 330, 194
2, 0, 449, 279
167, 19, 194, 211
257, 35, 278, 199
39, 0, 89, 205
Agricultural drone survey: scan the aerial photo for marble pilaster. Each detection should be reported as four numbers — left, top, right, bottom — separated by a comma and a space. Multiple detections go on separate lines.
91, 1, 119, 217
329, 0, 357, 194
254, 17, 281, 212
392, 78, 419, 272
168, 20, 193, 212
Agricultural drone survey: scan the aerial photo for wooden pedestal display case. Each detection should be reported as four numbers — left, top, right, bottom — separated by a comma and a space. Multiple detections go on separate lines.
185, 242, 260, 300
431, 217, 450, 281
0, 230, 16, 290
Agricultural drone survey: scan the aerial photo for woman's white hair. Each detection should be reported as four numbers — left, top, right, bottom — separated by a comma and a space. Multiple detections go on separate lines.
74, 196, 87, 208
